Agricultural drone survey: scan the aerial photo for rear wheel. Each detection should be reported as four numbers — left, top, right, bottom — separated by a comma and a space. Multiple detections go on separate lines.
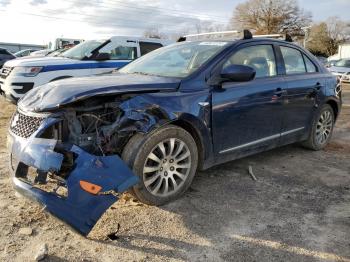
122, 125, 198, 205
302, 104, 335, 150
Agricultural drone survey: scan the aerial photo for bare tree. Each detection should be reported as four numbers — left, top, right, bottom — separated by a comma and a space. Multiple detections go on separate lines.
306, 22, 330, 56
325, 16, 350, 55
230, 0, 311, 35
327, 16, 349, 40
143, 28, 166, 39
194, 21, 226, 34
307, 17, 350, 57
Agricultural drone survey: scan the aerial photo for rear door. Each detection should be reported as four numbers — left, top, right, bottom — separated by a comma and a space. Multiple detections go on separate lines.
212, 43, 286, 157
278, 45, 323, 143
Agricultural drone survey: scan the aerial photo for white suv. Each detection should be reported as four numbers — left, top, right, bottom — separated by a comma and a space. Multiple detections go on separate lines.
0, 36, 171, 103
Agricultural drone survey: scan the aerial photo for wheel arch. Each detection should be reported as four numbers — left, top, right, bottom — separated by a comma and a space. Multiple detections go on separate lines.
325, 99, 339, 120
170, 116, 212, 171
117, 95, 213, 170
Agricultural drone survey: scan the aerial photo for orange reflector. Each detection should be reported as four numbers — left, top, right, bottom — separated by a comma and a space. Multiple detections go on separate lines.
79, 180, 102, 195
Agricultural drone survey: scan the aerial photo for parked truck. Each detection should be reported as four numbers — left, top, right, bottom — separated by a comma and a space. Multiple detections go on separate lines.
0, 36, 171, 103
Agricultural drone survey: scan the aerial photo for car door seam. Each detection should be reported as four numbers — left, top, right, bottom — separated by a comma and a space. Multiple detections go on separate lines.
219, 127, 305, 154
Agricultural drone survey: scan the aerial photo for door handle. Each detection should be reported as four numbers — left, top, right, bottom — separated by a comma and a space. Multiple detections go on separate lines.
314, 82, 323, 90
274, 87, 286, 97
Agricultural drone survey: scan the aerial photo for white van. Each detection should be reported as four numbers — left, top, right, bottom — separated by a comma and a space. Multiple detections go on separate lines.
0, 36, 171, 103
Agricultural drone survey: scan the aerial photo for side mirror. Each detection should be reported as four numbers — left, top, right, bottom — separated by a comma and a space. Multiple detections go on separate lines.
94, 52, 110, 61
220, 64, 256, 82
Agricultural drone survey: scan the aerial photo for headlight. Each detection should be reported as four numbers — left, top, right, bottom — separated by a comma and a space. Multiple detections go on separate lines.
12, 66, 43, 77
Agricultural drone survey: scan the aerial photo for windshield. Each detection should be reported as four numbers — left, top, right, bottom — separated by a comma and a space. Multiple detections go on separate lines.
120, 41, 229, 78
335, 59, 350, 67
60, 40, 105, 59
48, 48, 68, 57
14, 50, 26, 56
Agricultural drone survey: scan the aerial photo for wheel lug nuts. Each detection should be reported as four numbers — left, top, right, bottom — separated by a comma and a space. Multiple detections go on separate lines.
170, 166, 174, 171
160, 167, 163, 171
164, 171, 168, 176
170, 159, 174, 163
163, 159, 167, 163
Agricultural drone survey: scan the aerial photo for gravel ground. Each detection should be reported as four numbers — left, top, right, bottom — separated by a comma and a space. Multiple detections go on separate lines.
0, 86, 349, 262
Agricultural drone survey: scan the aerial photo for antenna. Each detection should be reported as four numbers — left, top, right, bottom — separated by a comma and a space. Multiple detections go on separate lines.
285, 34, 293, 42
243, 29, 253, 39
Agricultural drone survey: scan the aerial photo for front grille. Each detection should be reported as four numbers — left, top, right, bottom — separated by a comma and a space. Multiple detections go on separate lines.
10, 111, 45, 138
0, 66, 12, 79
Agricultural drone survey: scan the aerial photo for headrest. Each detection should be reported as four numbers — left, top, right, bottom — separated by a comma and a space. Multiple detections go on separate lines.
248, 57, 268, 66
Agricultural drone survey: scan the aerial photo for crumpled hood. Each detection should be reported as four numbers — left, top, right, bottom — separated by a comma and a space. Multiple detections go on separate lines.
4, 56, 77, 67
18, 73, 180, 112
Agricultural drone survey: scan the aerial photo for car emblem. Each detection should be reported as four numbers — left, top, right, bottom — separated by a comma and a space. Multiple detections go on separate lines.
11, 114, 19, 128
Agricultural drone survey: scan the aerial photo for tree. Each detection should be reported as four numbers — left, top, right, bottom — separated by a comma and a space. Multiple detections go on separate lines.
143, 28, 166, 39
306, 23, 330, 56
194, 21, 226, 34
307, 17, 350, 57
325, 16, 350, 55
230, 0, 311, 35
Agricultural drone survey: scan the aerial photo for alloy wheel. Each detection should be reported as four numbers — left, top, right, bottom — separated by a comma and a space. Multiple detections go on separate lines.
142, 138, 191, 197
315, 110, 333, 145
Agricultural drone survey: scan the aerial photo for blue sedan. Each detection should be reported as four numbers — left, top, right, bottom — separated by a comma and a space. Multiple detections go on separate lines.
7, 32, 341, 235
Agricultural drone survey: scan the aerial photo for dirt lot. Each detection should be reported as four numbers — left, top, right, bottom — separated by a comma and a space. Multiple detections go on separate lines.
0, 87, 349, 262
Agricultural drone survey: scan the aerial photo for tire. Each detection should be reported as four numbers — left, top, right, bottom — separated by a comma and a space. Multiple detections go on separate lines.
302, 104, 335, 150
122, 125, 198, 206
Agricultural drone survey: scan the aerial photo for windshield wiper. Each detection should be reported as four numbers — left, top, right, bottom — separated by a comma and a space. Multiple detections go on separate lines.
90, 40, 111, 57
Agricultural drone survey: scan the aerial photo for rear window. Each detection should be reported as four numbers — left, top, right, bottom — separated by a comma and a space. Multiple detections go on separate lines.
140, 42, 163, 56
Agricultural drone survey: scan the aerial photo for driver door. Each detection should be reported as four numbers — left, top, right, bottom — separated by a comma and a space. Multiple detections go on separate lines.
212, 43, 286, 158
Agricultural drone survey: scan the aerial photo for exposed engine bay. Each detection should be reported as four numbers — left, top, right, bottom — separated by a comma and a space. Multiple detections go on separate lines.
43, 94, 172, 157
63, 96, 131, 156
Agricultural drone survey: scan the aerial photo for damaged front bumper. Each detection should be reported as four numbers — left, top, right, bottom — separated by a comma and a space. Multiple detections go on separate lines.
7, 117, 139, 236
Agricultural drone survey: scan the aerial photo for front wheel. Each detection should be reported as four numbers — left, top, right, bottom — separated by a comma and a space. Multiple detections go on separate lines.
122, 125, 198, 205
302, 104, 335, 150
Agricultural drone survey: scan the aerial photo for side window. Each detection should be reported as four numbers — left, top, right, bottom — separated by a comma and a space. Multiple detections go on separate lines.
280, 46, 306, 74
110, 46, 137, 60
99, 42, 138, 60
224, 45, 277, 78
0, 49, 9, 55
140, 42, 163, 56
303, 55, 317, 73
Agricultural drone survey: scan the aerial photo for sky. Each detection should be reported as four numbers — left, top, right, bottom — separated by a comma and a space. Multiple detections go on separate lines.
0, 0, 349, 45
